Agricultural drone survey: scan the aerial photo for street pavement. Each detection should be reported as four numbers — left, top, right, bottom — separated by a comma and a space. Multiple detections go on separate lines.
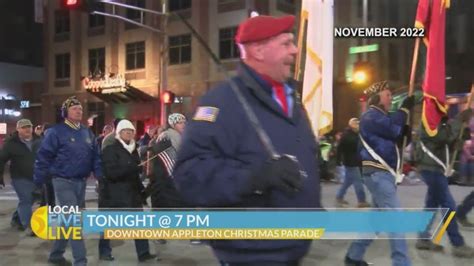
0, 176, 473, 266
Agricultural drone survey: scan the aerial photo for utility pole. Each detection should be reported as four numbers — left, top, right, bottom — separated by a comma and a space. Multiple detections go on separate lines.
159, 0, 168, 126
362, 0, 368, 61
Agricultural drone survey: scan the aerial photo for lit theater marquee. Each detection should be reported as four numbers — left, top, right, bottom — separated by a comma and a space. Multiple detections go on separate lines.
82, 73, 129, 94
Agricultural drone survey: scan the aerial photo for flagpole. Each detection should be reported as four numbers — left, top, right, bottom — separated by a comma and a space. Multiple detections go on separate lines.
447, 83, 474, 176
408, 38, 421, 97
294, 11, 307, 81
399, 37, 421, 183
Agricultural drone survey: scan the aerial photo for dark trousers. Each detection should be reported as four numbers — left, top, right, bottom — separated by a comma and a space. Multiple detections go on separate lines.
457, 191, 474, 219
420, 170, 465, 246
99, 237, 150, 259
220, 260, 300, 266
40, 180, 55, 207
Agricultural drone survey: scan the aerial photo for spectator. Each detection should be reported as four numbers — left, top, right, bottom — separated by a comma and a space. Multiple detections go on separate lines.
98, 119, 156, 262
0, 119, 41, 235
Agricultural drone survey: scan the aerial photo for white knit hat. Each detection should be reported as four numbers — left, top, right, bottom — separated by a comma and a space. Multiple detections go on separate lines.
115, 119, 135, 137
168, 113, 186, 128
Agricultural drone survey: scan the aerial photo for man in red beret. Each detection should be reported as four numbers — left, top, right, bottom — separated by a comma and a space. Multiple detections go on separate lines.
235, 15, 297, 83
174, 15, 321, 265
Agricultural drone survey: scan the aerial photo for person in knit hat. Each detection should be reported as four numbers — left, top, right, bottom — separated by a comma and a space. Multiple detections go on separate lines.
98, 119, 157, 262
148, 113, 187, 209
344, 82, 415, 265
34, 96, 102, 266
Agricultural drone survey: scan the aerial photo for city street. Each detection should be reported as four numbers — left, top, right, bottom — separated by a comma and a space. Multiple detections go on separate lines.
0, 175, 473, 266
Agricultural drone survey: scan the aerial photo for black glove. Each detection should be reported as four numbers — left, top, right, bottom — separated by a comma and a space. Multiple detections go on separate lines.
31, 187, 43, 203
459, 108, 473, 123
462, 127, 471, 141
401, 95, 415, 110
402, 125, 412, 138
251, 155, 303, 195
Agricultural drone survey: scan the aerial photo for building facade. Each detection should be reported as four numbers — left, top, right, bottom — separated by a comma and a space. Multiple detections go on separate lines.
0, 0, 44, 137
42, 0, 297, 135
332, 0, 418, 131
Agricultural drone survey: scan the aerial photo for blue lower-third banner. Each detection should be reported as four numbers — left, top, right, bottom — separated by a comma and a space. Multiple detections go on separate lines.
31, 207, 448, 240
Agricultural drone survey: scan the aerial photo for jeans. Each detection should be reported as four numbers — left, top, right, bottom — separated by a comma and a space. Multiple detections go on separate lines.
99, 237, 150, 259
336, 167, 366, 203
457, 191, 474, 219
346, 171, 411, 266
335, 166, 346, 183
49, 177, 87, 266
11, 178, 36, 228
418, 170, 465, 246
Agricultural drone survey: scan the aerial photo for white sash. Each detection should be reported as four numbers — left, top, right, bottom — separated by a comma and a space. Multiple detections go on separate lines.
419, 141, 452, 177
359, 135, 404, 184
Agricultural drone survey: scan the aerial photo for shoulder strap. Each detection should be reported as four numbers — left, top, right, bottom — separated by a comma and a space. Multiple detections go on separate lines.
359, 134, 404, 184
419, 141, 451, 176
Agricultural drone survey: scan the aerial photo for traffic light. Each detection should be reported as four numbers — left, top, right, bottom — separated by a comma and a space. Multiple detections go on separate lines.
352, 61, 374, 87
60, 0, 98, 12
161, 91, 175, 104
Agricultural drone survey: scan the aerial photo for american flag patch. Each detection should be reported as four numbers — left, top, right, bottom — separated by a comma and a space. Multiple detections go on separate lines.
193, 106, 219, 122
158, 146, 177, 177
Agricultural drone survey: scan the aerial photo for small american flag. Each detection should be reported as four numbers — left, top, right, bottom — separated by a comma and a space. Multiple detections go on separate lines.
158, 146, 177, 177
193, 106, 219, 122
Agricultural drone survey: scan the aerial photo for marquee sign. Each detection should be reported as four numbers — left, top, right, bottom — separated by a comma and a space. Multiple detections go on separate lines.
82, 73, 129, 94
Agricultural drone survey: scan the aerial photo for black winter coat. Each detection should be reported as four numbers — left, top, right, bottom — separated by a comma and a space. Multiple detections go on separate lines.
0, 132, 41, 181
149, 138, 185, 208
99, 139, 144, 208
336, 128, 362, 167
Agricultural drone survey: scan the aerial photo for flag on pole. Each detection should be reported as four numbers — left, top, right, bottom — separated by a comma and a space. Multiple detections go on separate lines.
296, 0, 334, 137
416, 0, 450, 136
157, 146, 177, 177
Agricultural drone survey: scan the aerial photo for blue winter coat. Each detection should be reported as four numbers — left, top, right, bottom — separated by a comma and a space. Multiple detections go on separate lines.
34, 121, 102, 185
359, 105, 408, 171
173, 63, 320, 263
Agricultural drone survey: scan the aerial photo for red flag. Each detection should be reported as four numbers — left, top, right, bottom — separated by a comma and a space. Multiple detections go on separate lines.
415, 0, 450, 136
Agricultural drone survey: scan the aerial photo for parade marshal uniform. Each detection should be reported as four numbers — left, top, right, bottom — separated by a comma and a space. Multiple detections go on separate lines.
173, 15, 321, 265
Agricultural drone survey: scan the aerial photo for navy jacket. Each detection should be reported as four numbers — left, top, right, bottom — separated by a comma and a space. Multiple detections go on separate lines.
359, 105, 408, 171
34, 121, 102, 185
173, 63, 320, 263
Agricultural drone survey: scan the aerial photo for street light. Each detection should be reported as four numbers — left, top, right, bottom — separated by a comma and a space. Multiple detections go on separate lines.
352, 61, 374, 86
353, 70, 368, 85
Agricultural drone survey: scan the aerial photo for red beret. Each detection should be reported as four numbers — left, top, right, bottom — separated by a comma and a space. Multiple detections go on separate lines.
235, 15, 295, 44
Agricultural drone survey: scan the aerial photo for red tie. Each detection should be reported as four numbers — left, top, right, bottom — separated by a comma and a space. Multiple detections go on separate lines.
261, 75, 288, 115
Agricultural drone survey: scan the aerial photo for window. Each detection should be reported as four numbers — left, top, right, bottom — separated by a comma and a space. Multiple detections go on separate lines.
276, 0, 295, 14
126, 41, 145, 70
89, 48, 105, 74
55, 10, 70, 34
126, 0, 145, 20
55, 53, 70, 79
278, 0, 295, 4
218, 0, 241, 4
169, 0, 191, 11
217, 0, 245, 14
219, 27, 240, 59
89, 3, 105, 28
169, 34, 192, 65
